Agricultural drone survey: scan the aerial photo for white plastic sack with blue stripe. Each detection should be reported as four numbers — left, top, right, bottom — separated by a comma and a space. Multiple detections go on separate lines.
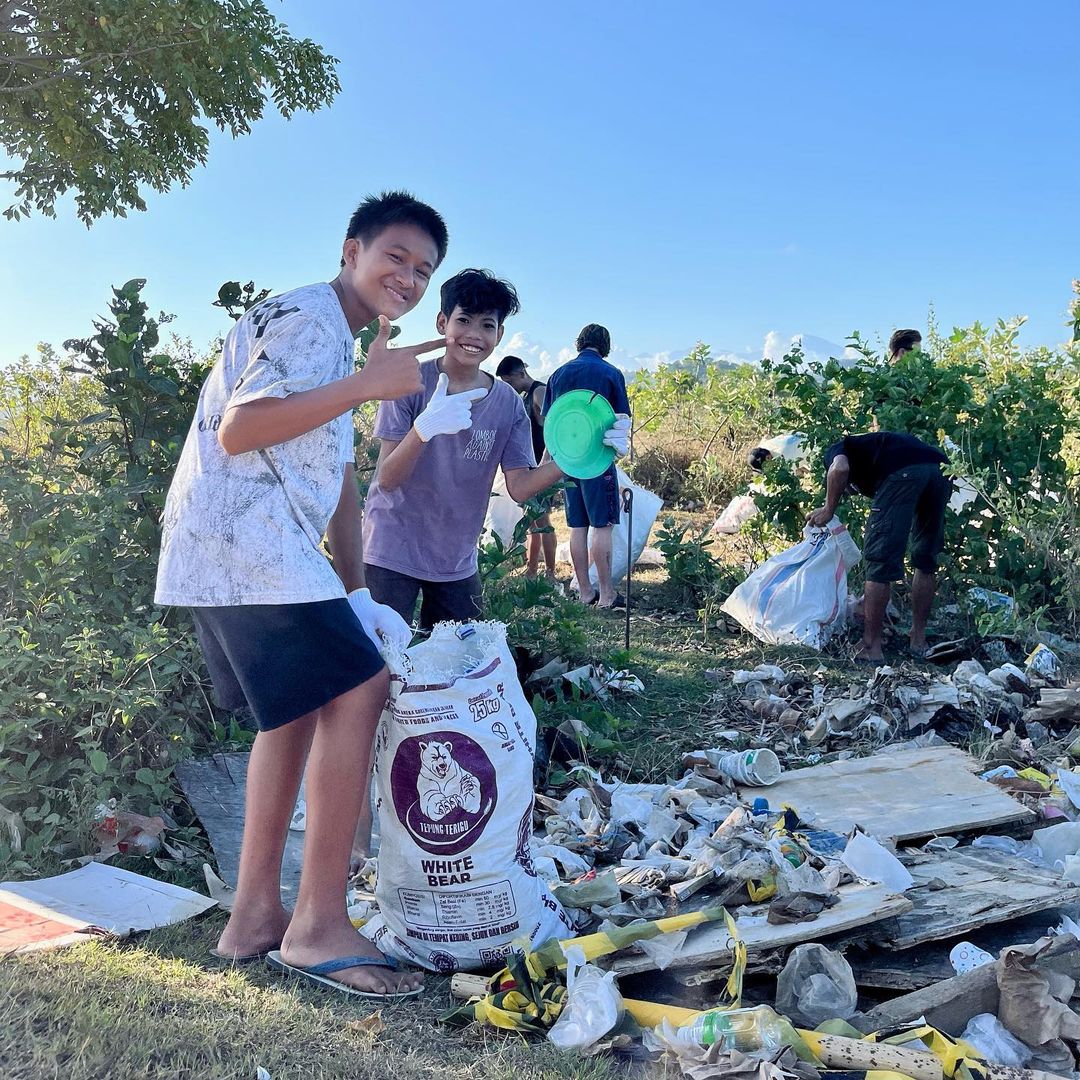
721, 519, 862, 649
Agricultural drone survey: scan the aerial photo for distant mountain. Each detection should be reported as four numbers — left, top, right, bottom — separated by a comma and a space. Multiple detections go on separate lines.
489, 331, 861, 380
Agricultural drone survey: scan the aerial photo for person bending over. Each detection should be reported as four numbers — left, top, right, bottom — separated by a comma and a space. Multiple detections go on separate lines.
807, 431, 949, 663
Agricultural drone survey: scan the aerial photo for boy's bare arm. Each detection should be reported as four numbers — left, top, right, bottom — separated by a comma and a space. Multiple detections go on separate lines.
372, 433, 426, 491
325, 463, 365, 592
807, 454, 851, 526
531, 385, 546, 427
504, 461, 564, 503
218, 320, 444, 456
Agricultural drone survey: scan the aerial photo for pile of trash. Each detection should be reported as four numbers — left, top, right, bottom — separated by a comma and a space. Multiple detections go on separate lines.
711, 643, 1078, 779
431, 641, 1080, 1075
532, 765, 853, 940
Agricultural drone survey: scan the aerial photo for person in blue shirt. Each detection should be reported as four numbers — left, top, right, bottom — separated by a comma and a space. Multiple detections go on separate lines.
544, 324, 631, 608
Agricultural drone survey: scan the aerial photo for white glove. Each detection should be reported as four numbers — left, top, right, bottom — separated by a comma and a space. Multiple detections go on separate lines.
348, 588, 412, 652
602, 414, 632, 457
413, 372, 488, 442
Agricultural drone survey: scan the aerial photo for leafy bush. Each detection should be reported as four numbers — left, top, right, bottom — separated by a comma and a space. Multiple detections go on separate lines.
628, 345, 772, 510
0, 281, 217, 873
655, 515, 725, 605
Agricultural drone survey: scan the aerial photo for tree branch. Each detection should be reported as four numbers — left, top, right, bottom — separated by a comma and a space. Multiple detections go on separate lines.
0, 37, 200, 94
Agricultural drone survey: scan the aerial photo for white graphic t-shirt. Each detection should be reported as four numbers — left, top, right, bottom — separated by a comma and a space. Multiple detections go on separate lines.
155, 283, 356, 607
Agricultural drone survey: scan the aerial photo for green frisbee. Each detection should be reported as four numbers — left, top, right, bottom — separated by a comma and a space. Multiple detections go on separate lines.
544, 390, 617, 479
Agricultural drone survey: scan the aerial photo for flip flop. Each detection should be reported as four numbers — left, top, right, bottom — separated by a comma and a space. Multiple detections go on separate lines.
210, 944, 279, 964
582, 593, 599, 606
598, 593, 628, 610
265, 950, 422, 1000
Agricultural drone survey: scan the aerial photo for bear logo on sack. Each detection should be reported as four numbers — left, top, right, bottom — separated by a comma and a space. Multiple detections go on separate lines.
390, 732, 498, 856
417, 740, 482, 821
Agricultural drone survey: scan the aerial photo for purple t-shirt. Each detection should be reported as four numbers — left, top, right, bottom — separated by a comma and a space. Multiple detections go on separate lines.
363, 360, 536, 581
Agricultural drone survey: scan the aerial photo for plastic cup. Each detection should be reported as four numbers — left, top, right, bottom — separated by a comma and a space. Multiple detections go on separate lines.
708, 748, 781, 786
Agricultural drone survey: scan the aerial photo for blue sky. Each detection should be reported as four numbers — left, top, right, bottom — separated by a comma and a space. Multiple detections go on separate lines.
2, 1, 1077, 377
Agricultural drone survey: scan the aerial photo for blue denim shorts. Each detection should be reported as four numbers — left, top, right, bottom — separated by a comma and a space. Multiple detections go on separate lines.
190, 599, 385, 731
564, 465, 620, 529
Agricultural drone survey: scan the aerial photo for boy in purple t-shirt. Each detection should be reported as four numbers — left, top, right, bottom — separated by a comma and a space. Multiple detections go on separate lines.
362, 268, 573, 627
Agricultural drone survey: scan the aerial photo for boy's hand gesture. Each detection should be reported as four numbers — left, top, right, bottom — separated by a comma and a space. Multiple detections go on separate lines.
357, 316, 444, 402
413, 372, 487, 442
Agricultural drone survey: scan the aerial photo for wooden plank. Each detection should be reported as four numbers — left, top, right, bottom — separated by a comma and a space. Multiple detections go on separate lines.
738, 746, 1034, 842
873, 848, 1077, 950
610, 883, 912, 975
854, 934, 1080, 1038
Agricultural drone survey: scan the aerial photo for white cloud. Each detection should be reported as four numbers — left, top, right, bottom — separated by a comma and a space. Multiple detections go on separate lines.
489, 330, 861, 380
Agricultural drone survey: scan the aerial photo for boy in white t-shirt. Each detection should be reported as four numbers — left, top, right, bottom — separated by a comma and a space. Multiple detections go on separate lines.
156, 191, 447, 998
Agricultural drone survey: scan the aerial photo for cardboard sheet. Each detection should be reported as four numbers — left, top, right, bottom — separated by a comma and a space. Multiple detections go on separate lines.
0, 862, 216, 953
738, 746, 1034, 842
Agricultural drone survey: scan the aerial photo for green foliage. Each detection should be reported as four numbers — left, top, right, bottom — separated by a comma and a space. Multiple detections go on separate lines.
477, 484, 565, 584
628, 346, 772, 509
213, 280, 272, 321
0, 280, 217, 872
759, 309, 1080, 622
1, 0, 340, 223
483, 575, 588, 664
533, 682, 623, 775
0, 345, 101, 455
655, 515, 724, 604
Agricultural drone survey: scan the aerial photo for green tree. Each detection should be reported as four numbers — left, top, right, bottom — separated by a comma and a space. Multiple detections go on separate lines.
0, 0, 339, 223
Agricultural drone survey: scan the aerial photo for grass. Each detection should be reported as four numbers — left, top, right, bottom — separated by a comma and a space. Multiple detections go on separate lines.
0, 914, 633, 1079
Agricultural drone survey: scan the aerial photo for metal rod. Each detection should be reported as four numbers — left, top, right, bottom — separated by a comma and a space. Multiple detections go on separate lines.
623, 487, 634, 651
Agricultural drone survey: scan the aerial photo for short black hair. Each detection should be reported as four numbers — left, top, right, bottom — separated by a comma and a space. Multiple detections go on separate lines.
576, 323, 611, 357
888, 328, 922, 358
342, 190, 448, 268
748, 447, 772, 472
439, 268, 520, 325
496, 355, 526, 378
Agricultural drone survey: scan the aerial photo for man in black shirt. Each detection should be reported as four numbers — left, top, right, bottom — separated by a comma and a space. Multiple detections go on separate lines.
807, 432, 950, 662
496, 354, 557, 581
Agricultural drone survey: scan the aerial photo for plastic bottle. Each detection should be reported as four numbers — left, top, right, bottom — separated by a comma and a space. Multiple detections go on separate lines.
708, 748, 782, 786
671, 1005, 788, 1051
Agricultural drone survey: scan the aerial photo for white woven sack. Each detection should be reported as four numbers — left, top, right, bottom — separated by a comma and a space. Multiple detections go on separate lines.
363, 622, 572, 973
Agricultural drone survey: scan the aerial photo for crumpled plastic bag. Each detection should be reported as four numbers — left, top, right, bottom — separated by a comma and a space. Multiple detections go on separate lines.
547, 946, 624, 1052
841, 831, 914, 892
775, 943, 858, 1027
959, 1013, 1032, 1069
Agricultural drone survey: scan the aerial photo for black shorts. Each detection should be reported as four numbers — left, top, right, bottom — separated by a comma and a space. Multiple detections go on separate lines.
565, 465, 620, 529
191, 599, 385, 732
863, 463, 949, 583
365, 563, 482, 632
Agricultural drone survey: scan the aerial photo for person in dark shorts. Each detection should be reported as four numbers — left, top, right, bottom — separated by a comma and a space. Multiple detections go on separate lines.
807, 432, 950, 663
543, 324, 632, 608
155, 191, 450, 997
496, 354, 558, 582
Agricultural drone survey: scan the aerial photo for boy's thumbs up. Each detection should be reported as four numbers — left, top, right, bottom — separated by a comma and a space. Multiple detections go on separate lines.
414, 372, 488, 443
431, 371, 450, 402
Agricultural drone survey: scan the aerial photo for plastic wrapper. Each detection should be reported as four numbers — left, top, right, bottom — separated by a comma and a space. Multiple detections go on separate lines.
547, 946, 624, 1052
841, 831, 914, 892
775, 943, 857, 1026
960, 1013, 1031, 1069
